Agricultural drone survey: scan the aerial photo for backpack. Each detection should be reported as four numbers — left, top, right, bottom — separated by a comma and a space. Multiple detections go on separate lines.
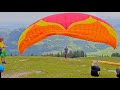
91, 66, 100, 76
91, 69, 100, 76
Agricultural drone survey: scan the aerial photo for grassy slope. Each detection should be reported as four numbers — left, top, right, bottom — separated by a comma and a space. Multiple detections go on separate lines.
87, 46, 120, 56
1, 56, 120, 78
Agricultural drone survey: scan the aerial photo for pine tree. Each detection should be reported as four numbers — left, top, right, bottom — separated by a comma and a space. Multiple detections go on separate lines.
111, 52, 120, 57
31, 53, 34, 56
11, 53, 13, 56
68, 50, 73, 58
84, 53, 87, 57
57, 52, 60, 57
60, 51, 63, 57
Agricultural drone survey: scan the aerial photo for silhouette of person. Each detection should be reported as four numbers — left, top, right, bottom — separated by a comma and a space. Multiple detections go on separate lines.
64, 46, 68, 58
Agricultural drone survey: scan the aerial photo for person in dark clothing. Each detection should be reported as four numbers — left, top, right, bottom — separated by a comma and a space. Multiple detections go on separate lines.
64, 46, 68, 58
116, 68, 120, 78
91, 65, 100, 76
91, 61, 100, 77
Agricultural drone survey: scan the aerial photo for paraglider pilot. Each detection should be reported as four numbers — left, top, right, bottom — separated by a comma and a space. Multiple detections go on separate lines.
64, 46, 68, 58
91, 61, 101, 77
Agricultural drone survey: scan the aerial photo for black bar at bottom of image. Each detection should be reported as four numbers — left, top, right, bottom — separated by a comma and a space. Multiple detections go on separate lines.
0, 72, 1, 78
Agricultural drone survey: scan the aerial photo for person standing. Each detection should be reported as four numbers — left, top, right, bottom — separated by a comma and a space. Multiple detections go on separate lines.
64, 46, 68, 58
0, 37, 7, 64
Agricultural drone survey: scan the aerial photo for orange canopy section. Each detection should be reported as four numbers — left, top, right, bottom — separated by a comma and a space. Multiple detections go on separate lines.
18, 13, 118, 54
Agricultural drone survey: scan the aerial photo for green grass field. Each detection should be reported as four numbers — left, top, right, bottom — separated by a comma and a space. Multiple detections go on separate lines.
1, 56, 120, 78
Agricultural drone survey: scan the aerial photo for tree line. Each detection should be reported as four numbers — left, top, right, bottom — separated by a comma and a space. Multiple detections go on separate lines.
44, 50, 87, 58
7, 52, 120, 57
111, 52, 120, 57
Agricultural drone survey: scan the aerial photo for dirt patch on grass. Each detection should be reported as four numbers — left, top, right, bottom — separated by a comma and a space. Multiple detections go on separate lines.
19, 59, 28, 62
108, 70, 116, 73
2, 72, 31, 78
81, 65, 86, 67
2, 70, 44, 78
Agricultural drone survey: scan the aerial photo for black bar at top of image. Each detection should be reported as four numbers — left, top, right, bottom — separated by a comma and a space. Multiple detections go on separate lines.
0, 0, 120, 12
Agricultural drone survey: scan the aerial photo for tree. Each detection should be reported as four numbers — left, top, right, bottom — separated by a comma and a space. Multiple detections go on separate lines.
111, 52, 120, 57
57, 52, 60, 57
68, 50, 73, 58
31, 53, 34, 56
80, 50, 84, 57
84, 53, 87, 57
43, 50, 87, 58
15, 54, 17, 56
10, 53, 13, 56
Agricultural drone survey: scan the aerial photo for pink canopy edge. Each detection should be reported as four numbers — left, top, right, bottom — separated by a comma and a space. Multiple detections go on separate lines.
40, 13, 112, 29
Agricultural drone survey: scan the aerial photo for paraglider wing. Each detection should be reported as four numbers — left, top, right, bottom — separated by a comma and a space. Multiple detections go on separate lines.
18, 13, 118, 54
91, 60, 120, 66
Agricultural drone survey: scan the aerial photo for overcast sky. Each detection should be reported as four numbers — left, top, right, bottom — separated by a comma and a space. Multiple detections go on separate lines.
0, 12, 120, 25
